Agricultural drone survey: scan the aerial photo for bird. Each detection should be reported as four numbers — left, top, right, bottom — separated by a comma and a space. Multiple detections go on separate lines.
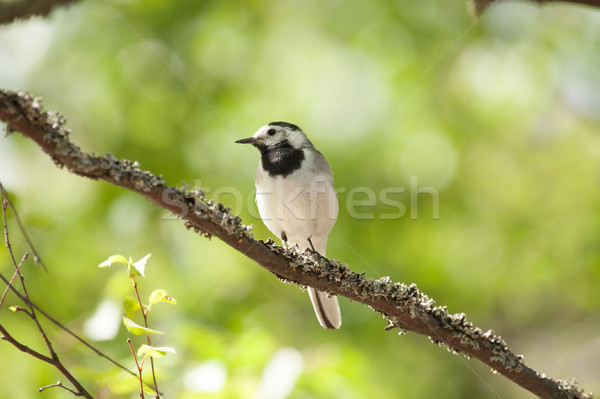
235, 121, 341, 330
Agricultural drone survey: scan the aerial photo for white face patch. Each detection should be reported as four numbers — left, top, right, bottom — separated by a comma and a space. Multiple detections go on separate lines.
253, 124, 309, 149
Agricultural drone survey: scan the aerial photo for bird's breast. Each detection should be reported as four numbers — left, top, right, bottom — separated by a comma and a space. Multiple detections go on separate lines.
254, 165, 338, 241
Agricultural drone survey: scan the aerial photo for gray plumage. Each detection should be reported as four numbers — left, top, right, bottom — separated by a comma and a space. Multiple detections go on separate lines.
236, 122, 341, 329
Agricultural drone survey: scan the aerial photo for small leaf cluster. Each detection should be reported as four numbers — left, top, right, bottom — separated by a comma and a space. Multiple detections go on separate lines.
98, 254, 177, 374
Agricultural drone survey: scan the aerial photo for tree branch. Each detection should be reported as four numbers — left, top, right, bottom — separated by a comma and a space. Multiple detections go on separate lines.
1, 185, 47, 271
2, 192, 56, 360
1, 320, 92, 398
0, 89, 592, 399
0, 0, 80, 25
0, 271, 140, 379
1, 181, 93, 398
39, 381, 82, 396
0, 323, 54, 363
470, 0, 600, 15
0, 182, 152, 389
0, 252, 27, 308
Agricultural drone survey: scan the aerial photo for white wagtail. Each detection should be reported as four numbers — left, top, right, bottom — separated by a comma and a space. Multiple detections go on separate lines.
236, 122, 341, 329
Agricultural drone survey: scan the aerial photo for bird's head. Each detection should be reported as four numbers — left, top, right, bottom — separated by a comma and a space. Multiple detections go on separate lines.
235, 122, 311, 150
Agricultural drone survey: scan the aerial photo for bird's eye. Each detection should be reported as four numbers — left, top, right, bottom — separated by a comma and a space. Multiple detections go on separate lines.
267, 128, 276, 136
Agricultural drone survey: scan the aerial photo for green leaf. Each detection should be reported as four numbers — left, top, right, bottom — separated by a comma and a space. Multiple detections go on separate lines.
137, 344, 176, 358
122, 316, 164, 336
123, 296, 141, 319
148, 289, 177, 307
99, 255, 128, 268
129, 253, 151, 278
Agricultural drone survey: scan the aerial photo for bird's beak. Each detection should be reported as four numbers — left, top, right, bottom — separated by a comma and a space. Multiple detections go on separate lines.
235, 137, 257, 144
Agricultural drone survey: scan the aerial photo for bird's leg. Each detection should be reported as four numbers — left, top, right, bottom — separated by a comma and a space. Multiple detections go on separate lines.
280, 231, 288, 247
307, 237, 318, 253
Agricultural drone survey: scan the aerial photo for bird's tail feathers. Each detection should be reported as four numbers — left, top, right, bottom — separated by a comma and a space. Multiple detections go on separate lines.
307, 287, 341, 330
290, 235, 342, 330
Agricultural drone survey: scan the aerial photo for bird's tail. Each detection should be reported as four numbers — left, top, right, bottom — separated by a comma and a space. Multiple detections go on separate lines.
296, 235, 341, 330
307, 287, 341, 330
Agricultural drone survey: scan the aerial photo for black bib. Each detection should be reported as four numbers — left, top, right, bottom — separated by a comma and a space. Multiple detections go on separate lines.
258, 140, 305, 178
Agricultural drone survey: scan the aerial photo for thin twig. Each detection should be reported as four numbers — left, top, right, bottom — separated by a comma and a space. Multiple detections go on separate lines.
0, 183, 46, 271
0, 323, 54, 363
0, 252, 28, 308
0, 271, 165, 399
127, 338, 145, 399
10, 305, 33, 318
38, 381, 81, 396
2, 190, 56, 360
1, 322, 91, 398
0, 182, 136, 386
0, 270, 138, 379
0, 183, 137, 380
1, 187, 93, 398
132, 281, 160, 398
0, 187, 153, 391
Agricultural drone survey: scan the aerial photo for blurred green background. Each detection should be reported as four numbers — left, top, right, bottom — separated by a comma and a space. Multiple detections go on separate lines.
1, 0, 599, 398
